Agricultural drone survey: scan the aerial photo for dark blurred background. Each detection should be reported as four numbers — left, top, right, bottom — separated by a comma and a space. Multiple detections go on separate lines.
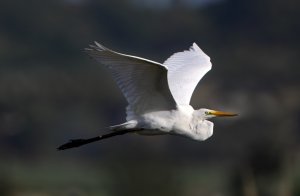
0, 0, 299, 195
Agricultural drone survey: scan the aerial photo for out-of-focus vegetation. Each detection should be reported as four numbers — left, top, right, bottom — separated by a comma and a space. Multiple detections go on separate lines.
0, 0, 299, 195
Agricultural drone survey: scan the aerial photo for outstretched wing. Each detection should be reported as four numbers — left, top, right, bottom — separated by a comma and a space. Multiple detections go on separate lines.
85, 42, 176, 121
163, 43, 212, 105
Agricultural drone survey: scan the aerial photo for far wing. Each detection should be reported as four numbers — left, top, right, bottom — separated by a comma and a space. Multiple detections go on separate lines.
163, 43, 212, 105
85, 42, 176, 121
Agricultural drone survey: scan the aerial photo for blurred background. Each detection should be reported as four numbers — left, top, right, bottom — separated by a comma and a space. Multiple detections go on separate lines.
0, 0, 299, 195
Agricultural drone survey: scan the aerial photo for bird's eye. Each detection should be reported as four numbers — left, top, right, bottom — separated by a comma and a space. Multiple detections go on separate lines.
205, 111, 210, 115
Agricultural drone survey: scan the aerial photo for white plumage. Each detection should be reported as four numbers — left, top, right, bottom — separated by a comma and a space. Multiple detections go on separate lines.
58, 42, 237, 150
164, 43, 211, 105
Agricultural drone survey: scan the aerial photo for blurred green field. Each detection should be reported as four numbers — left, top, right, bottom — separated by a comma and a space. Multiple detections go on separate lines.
0, 158, 231, 195
1, 153, 300, 195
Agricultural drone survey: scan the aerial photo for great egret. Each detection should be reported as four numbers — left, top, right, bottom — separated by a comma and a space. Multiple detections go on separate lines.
58, 42, 237, 150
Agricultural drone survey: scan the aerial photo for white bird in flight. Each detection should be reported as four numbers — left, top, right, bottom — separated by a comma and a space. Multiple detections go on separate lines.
58, 42, 237, 150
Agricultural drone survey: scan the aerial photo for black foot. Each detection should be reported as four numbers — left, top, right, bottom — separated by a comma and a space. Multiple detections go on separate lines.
57, 139, 87, 150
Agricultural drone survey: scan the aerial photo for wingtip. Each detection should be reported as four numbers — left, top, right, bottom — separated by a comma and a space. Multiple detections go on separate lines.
83, 48, 92, 52
191, 42, 200, 51
94, 41, 107, 50
94, 41, 100, 46
190, 42, 210, 60
84, 41, 109, 53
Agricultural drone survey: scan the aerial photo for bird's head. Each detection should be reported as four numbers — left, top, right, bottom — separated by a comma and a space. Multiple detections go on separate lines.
196, 108, 238, 120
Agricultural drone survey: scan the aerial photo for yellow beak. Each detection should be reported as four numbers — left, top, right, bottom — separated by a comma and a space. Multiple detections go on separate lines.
210, 110, 238, 117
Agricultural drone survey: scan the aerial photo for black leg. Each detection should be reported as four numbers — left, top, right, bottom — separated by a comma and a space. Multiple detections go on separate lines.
57, 129, 139, 150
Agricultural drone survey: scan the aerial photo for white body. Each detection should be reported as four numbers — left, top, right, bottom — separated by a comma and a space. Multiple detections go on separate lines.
86, 42, 216, 141
142, 105, 213, 140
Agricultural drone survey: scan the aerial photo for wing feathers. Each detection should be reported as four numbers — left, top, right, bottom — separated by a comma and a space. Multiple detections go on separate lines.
86, 42, 211, 118
163, 43, 212, 105
86, 42, 176, 120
